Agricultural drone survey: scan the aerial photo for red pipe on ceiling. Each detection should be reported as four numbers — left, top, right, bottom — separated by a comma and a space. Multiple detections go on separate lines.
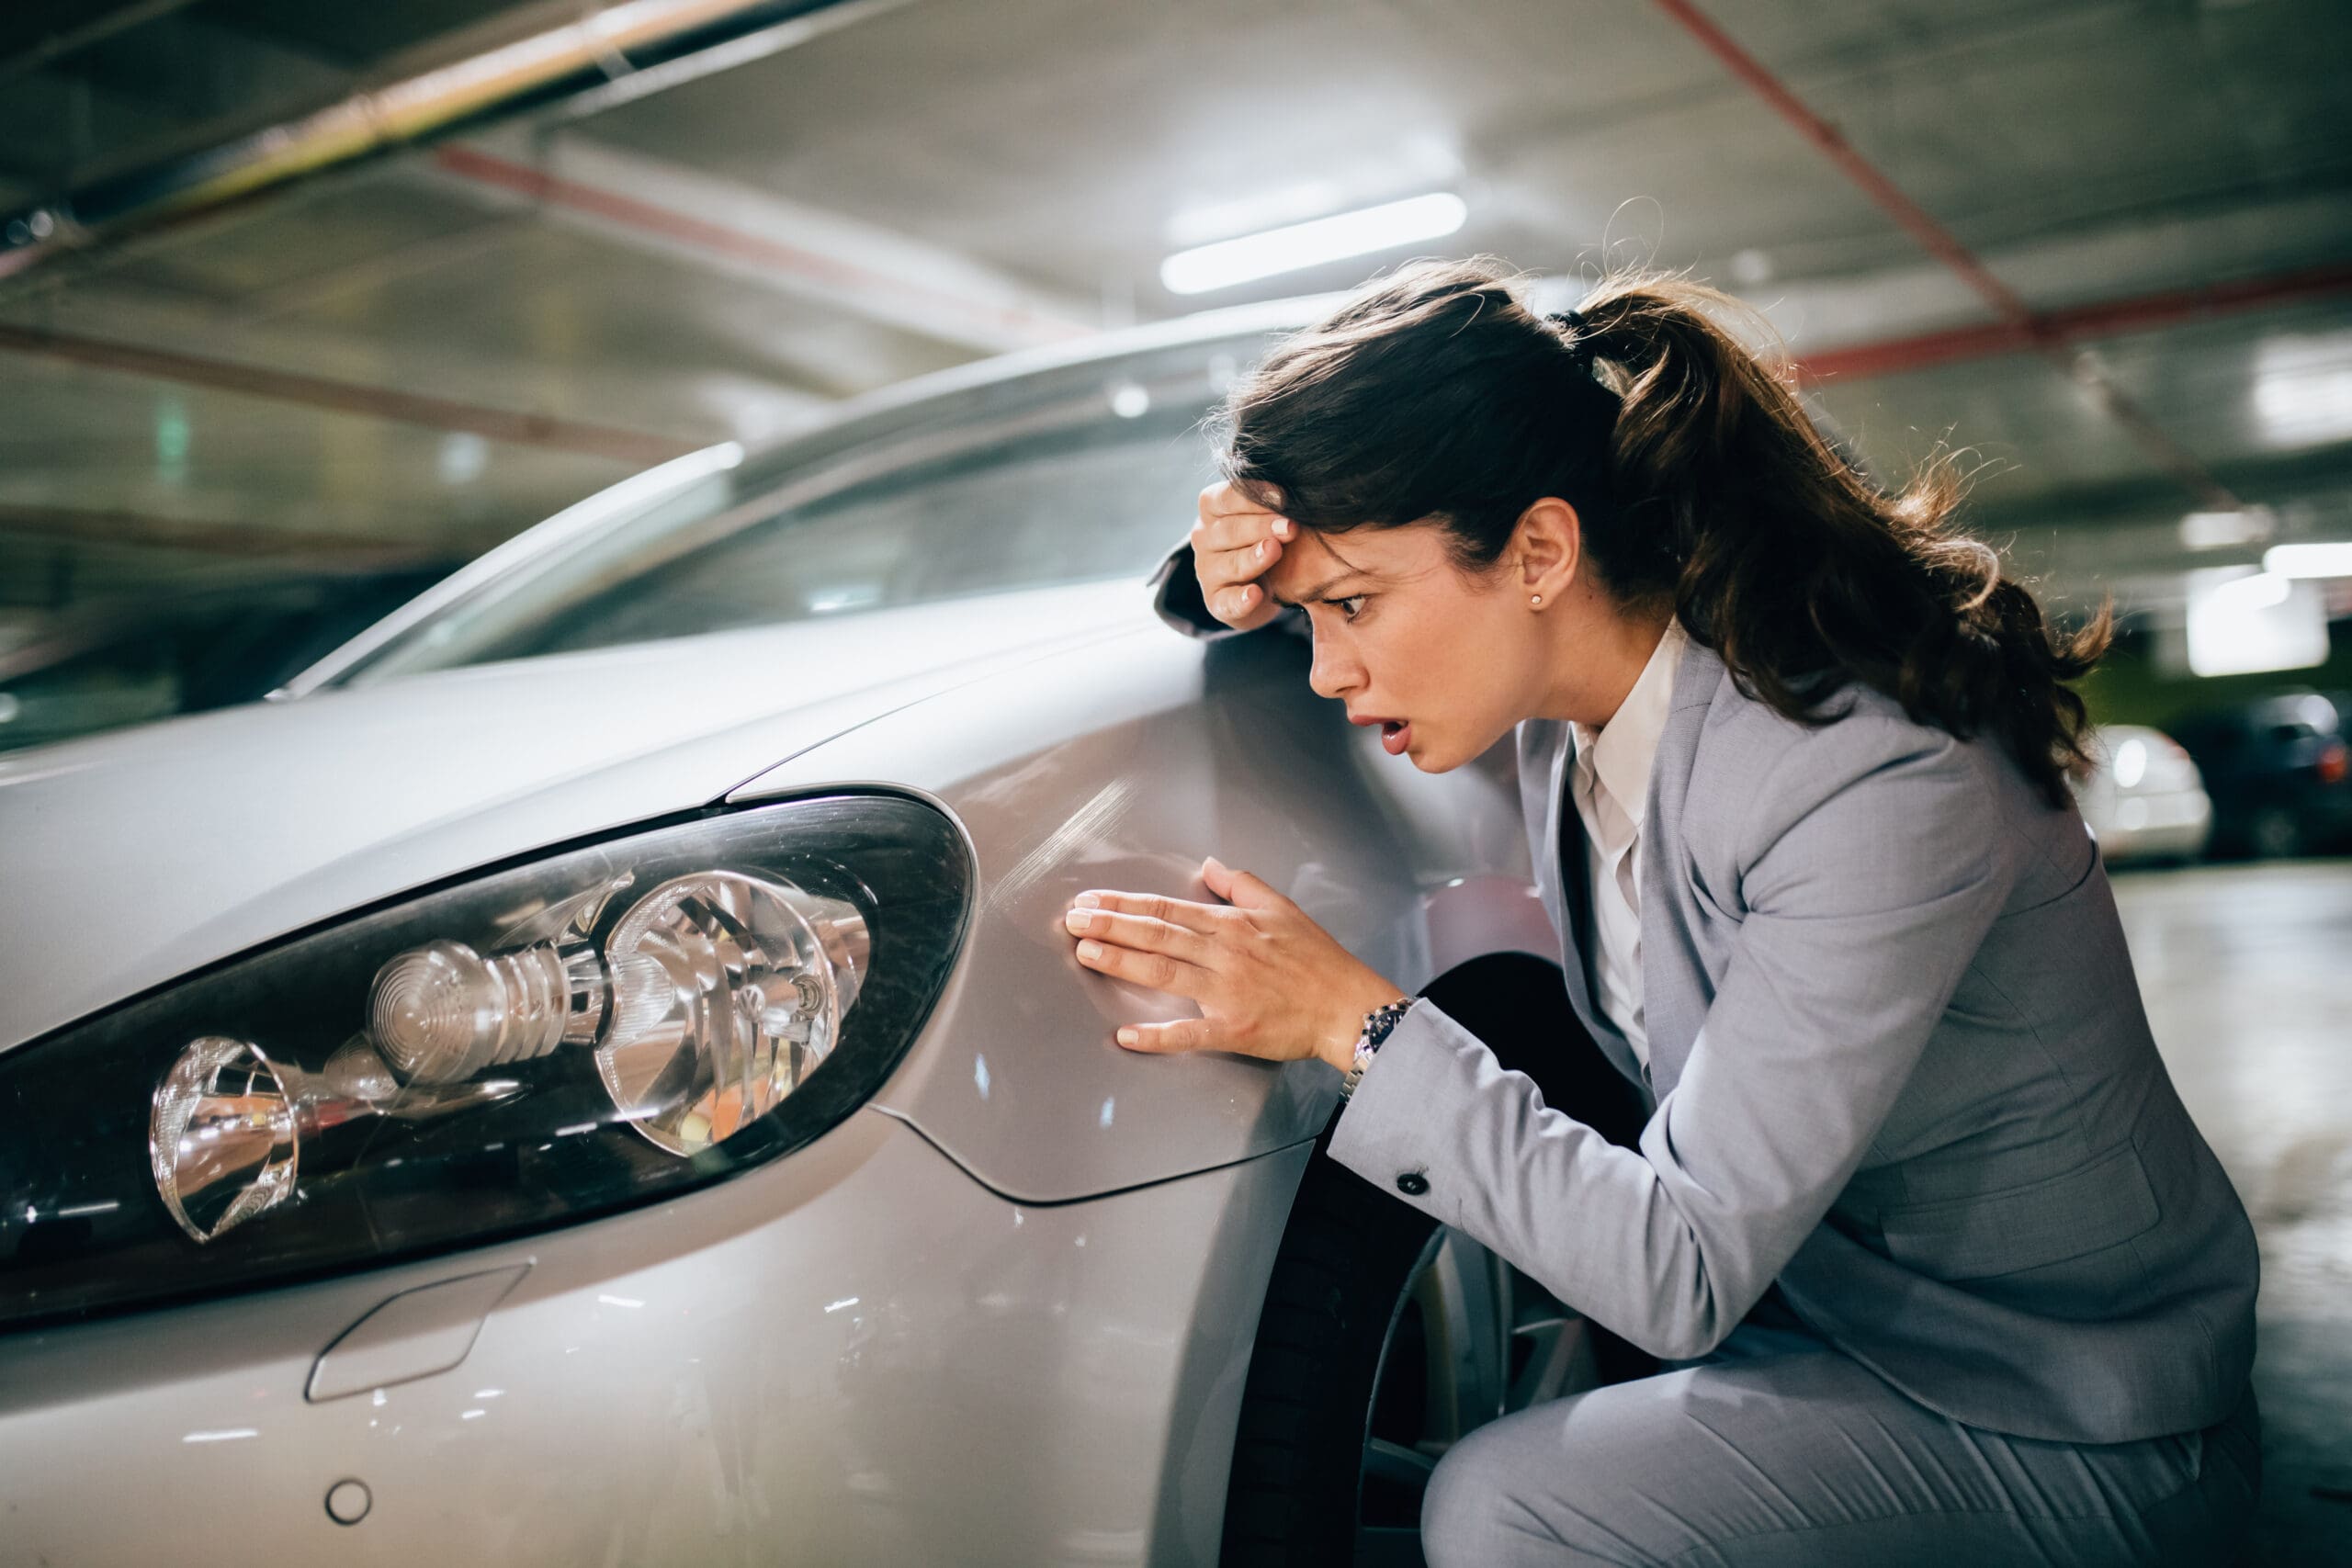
1797, 260, 2352, 383
1649, 0, 2242, 509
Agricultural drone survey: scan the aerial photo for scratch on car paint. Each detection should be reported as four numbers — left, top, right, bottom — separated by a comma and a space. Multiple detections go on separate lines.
989, 778, 1138, 911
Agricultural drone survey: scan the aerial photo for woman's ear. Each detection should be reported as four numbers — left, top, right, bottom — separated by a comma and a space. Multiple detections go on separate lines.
1510, 497, 1583, 604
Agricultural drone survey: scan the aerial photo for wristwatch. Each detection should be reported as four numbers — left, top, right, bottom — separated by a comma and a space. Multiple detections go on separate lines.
1337, 996, 1418, 1101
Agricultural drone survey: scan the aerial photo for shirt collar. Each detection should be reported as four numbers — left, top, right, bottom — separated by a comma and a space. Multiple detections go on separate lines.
1569, 617, 1689, 826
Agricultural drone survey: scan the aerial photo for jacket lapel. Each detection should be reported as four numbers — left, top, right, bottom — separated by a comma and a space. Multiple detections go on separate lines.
1635, 636, 1729, 1094
1543, 724, 1645, 1089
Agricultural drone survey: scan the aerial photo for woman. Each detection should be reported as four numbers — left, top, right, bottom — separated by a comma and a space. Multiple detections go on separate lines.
1059, 258, 2260, 1565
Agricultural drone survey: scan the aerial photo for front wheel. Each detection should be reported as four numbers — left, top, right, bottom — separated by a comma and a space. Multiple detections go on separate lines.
1218, 955, 1652, 1566
1219, 1123, 1603, 1566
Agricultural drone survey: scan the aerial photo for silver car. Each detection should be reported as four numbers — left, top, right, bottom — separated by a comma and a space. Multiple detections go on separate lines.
0, 301, 1623, 1567
2072, 723, 2213, 866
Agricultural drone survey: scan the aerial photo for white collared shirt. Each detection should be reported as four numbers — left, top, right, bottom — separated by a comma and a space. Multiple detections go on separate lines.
1566, 617, 1688, 1069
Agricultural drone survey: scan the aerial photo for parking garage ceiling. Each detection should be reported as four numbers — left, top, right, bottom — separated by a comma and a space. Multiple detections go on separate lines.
2, 0, 2347, 620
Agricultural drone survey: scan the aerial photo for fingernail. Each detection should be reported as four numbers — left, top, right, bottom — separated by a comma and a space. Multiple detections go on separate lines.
1273, 518, 1292, 537
1077, 941, 1102, 962
1255, 541, 1269, 559
1064, 909, 1095, 932
1073, 892, 1102, 908
1116, 1028, 1139, 1046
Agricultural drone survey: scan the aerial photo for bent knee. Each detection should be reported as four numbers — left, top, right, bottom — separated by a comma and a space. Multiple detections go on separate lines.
1420, 1418, 1622, 1568
1417, 1433, 1482, 1564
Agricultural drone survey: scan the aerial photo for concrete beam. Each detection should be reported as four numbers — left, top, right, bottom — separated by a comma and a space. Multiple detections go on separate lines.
0, 501, 447, 564
0, 321, 699, 464
427, 130, 1098, 356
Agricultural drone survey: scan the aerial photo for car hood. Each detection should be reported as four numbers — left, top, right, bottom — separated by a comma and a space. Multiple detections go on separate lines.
0, 578, 1147, 1052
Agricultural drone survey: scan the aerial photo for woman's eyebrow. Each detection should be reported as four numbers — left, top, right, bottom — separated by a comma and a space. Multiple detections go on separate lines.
1268, 570, 1367, 608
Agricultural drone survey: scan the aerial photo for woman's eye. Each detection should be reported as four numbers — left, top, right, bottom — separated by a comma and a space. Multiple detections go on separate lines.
1335, 595, 1367, 621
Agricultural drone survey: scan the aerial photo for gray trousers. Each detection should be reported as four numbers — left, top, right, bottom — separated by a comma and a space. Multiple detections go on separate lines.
1419, 1319, 2261, 1567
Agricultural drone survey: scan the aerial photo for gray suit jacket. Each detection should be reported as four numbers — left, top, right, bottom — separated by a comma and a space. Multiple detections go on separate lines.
1148, 541, 2257, 1444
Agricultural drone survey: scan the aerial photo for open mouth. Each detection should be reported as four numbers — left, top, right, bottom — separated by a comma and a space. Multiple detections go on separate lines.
1380, 719, 1413, 756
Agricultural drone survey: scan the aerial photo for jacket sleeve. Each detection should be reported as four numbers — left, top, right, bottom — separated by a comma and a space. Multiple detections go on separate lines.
1146, 536, 1309, 642
1323, 714, 2020, 1359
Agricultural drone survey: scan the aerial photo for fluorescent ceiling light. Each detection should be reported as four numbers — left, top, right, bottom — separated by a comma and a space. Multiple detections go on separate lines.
1160, 193, 1468, 296
2184, 567, 2328, 678
2264, 540, 2352, 579
2177, 507, 2274, 551
2211, 570, 2290, 611
2250, 333, 2352, 450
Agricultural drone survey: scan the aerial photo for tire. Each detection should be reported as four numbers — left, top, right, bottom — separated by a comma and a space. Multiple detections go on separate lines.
1218, 955, 1653, 1567
1216, 1117, 1450, 1567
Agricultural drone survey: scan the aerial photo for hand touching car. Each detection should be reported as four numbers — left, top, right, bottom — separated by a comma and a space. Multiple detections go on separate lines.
1064, 856, 1408, 1072
1192, 479, 1295, 633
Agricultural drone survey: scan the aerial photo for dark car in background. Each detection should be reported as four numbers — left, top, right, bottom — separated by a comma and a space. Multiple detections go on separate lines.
2171, 691, 2352, 860
0, 568, 456, 754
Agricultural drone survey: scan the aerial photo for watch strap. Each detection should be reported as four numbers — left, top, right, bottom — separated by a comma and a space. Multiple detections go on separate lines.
1337, 996, 1416, 1100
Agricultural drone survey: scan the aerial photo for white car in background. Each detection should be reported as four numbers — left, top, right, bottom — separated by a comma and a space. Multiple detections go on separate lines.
2073, 723, 2213, 866
0, 300, 1645, 1567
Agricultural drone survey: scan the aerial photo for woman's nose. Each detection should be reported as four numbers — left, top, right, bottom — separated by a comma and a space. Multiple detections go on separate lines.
1307, 640, 1360, 702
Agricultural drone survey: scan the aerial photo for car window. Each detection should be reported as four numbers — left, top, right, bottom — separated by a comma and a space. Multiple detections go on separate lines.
343, 392, 1222, 683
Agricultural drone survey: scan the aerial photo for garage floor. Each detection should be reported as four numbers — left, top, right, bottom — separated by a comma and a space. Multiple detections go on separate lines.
2112, 861, 2352, 1566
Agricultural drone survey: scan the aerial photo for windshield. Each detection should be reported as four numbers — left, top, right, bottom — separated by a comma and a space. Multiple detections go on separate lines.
332, 344, 1250, 687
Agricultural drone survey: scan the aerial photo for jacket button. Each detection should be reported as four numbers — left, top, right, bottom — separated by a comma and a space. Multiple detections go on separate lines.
1396, 1172, 1429, 1196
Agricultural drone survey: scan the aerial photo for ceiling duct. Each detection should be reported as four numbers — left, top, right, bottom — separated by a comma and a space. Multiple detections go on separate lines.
0, 0, 896, 284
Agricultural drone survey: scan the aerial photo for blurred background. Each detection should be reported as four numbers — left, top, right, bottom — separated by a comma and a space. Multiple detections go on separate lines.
4, 1, 2351, 775
1, 0, 2346, 1556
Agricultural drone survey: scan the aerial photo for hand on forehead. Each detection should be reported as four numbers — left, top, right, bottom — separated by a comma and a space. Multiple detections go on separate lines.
1263, 522, 1453, 605
1260, 525, 1351, 603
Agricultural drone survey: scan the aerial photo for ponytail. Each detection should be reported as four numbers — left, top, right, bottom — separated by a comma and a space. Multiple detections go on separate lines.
1216, 257, 2110, 807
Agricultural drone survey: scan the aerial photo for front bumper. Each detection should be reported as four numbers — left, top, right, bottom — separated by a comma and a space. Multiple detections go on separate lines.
0, 1107, 1310, 1566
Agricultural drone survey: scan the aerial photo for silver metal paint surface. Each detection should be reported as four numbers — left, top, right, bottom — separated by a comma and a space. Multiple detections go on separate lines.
306, 1264, 532, 1403
0, 578, 1137, 1053
0, 1108, 1313, 1566
731, 625, 1538, 1201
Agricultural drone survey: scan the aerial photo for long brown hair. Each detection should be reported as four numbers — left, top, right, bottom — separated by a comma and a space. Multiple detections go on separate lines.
1210, 255, 2111, 807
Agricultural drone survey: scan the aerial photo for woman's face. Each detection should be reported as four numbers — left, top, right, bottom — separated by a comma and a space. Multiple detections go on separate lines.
1261, 521, 1545, 773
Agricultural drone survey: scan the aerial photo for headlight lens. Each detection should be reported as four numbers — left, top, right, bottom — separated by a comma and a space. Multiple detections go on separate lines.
0, 793, 970, 1332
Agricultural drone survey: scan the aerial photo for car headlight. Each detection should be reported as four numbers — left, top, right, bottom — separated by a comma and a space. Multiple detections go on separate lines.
0, 792, 971, 1332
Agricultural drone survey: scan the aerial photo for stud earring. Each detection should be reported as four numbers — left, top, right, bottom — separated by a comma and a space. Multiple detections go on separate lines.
1530, 593, 1544, 606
